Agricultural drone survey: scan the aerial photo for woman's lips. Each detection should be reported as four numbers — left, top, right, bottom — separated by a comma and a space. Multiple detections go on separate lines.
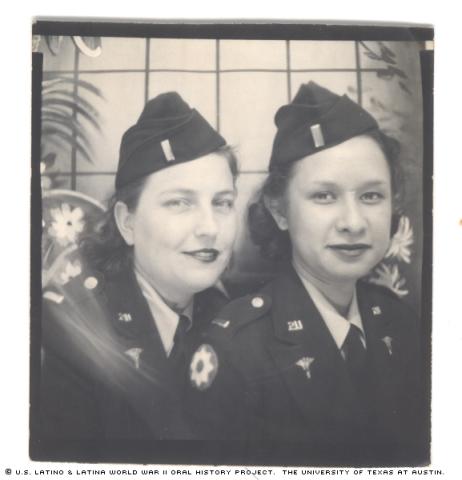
182, 248, 220, 263
327, 244, 371, 258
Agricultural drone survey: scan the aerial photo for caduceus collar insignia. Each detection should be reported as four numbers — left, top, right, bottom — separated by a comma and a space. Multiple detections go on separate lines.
295, 356, 315, 379
125, 347, 143, 369
381, 336, 393, 355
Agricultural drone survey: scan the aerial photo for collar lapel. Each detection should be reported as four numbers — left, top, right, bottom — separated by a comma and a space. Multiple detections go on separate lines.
91, 267, 189, 437
105, 267, 169, 371
267, 267, 357, 422
357, 282, 396, 408
193, 286, 227, 330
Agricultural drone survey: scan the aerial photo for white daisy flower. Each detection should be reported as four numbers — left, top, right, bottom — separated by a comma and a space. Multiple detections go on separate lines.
48, 203, 85, 246
369, 263, 409, 297
58, 260, 82, 285
385, 215, 413, 263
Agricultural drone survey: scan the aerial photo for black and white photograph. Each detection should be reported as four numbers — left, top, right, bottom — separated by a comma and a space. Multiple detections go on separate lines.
29, 22, 433, 467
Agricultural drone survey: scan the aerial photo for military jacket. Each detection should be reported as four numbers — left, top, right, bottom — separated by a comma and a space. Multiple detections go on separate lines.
185, 266, 425, 465
33, 262, 226, 460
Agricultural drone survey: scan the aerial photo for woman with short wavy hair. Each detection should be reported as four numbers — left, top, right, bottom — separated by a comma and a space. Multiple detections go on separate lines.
37, 92, 238, 452
185, 82, 423, 466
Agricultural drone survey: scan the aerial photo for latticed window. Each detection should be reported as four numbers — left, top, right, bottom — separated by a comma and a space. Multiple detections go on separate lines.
37, 35, 426, 311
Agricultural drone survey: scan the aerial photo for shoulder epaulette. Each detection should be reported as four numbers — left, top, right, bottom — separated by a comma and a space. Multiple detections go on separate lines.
42, 270, 105, 308
208, 293, 272, 338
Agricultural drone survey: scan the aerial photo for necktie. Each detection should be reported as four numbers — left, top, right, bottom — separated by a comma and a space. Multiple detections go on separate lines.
342, 324, 367, 390
169, 314, 190, 371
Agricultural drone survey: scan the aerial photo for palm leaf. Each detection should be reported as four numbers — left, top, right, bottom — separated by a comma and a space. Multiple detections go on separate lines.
41, 109, 90, 140
41, 88, 99, 117
42, 122, 93, 150
41, 98, 101, 132
42, 128, 94, 163
41, 119, 93, 150
40, 75, 104, 167
399, 81, 412, 95
49, 92, 101, 122
42, 76, 103, 98
378, 42, 396, 58
45, 36, 62, 55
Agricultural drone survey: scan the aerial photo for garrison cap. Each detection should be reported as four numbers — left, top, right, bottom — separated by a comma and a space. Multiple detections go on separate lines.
269, 81, 379, 171
115, 92, 226, 189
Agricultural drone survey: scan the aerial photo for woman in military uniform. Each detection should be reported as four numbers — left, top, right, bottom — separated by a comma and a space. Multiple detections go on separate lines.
35, 92, 238, 459
185, 82, 424, 465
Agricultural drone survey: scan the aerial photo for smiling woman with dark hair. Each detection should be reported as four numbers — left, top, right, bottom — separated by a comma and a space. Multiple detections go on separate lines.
37, 92, 238, 449
185, 82, 423, 465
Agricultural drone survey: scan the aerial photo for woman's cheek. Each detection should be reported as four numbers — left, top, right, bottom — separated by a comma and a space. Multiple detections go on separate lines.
219, 211, 237, 241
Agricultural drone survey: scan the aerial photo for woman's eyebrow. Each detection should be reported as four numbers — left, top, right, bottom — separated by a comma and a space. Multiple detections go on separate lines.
309, 180, 388, 188
159, 188, 236, 196
159, 188, 196, 196
215, 189, 236, 197
309, 181, 339, 188
360, 180, 389, 188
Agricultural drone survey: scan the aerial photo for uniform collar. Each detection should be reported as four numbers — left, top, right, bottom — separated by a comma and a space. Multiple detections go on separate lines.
295, 268, 366, 349
134, 269, 193, 356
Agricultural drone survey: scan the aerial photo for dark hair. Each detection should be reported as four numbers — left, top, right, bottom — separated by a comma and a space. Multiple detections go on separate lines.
81, 145, 239, 277
248, 131, 404, 262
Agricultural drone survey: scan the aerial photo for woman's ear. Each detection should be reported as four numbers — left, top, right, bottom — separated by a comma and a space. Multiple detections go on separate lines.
264, 195, 289, 231
114, 201, 135, 246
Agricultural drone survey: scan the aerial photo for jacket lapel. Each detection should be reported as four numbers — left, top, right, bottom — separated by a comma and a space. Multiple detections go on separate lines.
357, 282, 398, 417
266, 267, 357, 423
100, 267, 193, 437
104, 267, 170, 372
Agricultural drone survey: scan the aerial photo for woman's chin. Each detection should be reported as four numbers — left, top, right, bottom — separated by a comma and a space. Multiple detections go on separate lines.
179, 271, 224, 295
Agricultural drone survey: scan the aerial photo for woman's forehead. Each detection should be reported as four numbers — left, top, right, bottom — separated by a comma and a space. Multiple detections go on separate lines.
141, 153, 234, 195
292, 136, 390, 184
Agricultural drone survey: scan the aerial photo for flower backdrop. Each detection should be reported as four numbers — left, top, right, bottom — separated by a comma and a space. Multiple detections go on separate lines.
41, 190, 105, 288
368, 215, 415, 298
36, 35, 425, 313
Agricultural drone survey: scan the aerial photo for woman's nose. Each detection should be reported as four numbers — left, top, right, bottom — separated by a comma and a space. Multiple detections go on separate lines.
194, 205, 219, 238
335, 198, 367, 234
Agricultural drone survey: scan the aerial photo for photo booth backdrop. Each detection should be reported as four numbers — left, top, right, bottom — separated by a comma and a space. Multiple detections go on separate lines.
37, 36, 425, 312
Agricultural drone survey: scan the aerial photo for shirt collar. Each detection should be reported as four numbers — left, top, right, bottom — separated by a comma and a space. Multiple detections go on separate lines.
134, 269, 193, 356
296, 272, 366, 350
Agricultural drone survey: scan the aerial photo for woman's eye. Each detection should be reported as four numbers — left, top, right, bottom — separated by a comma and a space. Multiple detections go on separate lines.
213, 198, 235, 212
163, 198, 191, 210
361, 192, 384, 203
311, 191, 336, 203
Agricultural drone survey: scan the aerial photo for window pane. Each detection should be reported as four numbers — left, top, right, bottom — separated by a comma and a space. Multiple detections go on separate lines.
77, 72, 146, 172
290, 41, 356, 70
76, 174, 115, 204
220, 72, 288, 172
149, 72, 217, 128
220, 40, 286, 70
41, 174, 71, 192
41, 35, 76, 71
150, 39, 216, 70
79, 37, 146, 71
290, 72, 358, 102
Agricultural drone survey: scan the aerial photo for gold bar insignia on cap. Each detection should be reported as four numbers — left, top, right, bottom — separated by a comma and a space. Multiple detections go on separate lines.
160, 139, 175, 162
310, 124, 325, 148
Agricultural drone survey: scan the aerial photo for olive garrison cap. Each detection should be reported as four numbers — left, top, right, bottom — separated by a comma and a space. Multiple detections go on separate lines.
269, 81, 379, 171
115, 92, 226, 189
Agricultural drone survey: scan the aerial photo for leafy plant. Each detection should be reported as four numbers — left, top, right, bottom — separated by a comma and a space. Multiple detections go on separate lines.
41, 74, 104, 166
359, 41, 410, 96
346, 41, 416, 142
